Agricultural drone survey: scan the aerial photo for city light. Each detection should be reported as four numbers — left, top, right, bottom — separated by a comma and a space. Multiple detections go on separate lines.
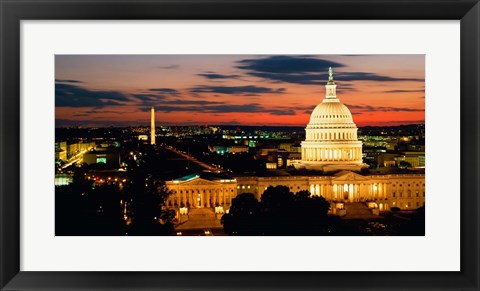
55, 57, 425, 237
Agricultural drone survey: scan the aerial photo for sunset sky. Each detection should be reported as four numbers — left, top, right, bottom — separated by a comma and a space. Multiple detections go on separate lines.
55, 55, 424, 127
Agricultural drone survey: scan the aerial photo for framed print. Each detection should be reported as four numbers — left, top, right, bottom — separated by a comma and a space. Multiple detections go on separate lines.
1, 0, 479, 290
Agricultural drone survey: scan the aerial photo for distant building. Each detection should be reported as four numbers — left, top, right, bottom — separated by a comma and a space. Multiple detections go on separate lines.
61, 141, 94, 159
395, 152, 425, 168
55, 149, 67, 161
165, 174, 236, 210
78, 142, 95, 151
208, 145, 249, 155
377, 153, 398, 167
83, 148, 120, 167
228, 145, 249, 154
138, 135, 148, 141
55, 141, 67, 152
55, 173, 73, 186
67, 143, 79, 158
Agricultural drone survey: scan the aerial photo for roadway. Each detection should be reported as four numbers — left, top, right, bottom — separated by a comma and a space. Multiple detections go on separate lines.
164, 146, 224, 173
61, 148, 92, 169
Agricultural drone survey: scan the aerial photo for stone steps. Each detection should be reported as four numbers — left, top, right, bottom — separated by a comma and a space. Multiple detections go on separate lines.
176, 208, 222, 230
343, 202, 378, 219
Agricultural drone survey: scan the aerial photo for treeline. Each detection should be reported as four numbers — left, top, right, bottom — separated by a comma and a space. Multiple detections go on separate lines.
221, 186, 347, 236
56, 144, 174, 236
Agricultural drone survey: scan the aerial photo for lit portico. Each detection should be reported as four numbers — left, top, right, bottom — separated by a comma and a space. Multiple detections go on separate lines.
331, 171, 371, 202
165, 174, 236, 209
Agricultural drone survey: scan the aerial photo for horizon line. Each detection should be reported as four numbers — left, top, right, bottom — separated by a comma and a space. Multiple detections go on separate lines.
55, 123, 425, 129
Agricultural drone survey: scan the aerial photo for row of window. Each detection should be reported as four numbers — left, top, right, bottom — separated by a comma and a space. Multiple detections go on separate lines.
314, 114, 349, 119
239, 185, 306, 191
173, 189, 235, 194
392, 183, 425, 187
392, 190, 426, 198
173, 186, 426, 197
166, 200, 231, 207
308, 131, 355, 140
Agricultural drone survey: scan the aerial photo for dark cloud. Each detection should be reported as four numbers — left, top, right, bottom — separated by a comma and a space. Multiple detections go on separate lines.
139, 99, 226, 111
84, 109, 125, 114
265, 108, 296, 115
157, 65, 179, 70
147, 88, 180, 95
55, 83, 129, 108
383, 89, 425, 93
190, 85, 285, 95
133, 89, 181, 108
235, 55, 423, 85
336, 83, 357, 93
338, 72, 423, 82
235, 56, 341, 85
197, 72, 241, 80
163, 100, 224, 105
246, 72, 325, 85
154, 102, 296, 116
56, 119, 148, 127
132, 93, 168, 101
132, 88, 180, 107
364, 120, 425, 126
246, 71, 423, 85
236, 56, 344, 74
55, 79, 83, 83
345, 104, 424, 112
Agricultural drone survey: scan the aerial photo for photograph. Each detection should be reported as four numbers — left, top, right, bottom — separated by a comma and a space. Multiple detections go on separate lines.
55, 54, 425, 236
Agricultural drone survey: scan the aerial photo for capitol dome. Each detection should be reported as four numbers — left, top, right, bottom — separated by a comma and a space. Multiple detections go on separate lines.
299, 67, 367, 172
308, 102, 355, 126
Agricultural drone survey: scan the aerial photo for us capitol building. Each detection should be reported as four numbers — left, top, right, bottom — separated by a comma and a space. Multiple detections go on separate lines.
163, 68, 425, 219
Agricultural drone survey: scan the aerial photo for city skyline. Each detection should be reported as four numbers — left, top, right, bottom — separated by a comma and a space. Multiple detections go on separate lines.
56, 55, 425, 127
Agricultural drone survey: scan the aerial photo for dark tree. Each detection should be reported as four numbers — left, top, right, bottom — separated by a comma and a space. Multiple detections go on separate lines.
290, 190, 331, 235
221, 193, 260, 235
259, 186, 295, 235
399, 205, 425, 235
56, 171, 124, 236
125, 145, 175, 235
222, 186, 337, 236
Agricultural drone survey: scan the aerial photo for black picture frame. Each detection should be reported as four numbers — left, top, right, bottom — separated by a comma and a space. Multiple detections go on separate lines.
1, 0, 479, 290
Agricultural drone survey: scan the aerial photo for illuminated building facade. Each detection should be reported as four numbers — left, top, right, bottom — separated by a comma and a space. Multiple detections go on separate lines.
165, 172, 425, 213
165, 174, 237, 215
163, 68, 425, 218
298, 67, 367, 172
